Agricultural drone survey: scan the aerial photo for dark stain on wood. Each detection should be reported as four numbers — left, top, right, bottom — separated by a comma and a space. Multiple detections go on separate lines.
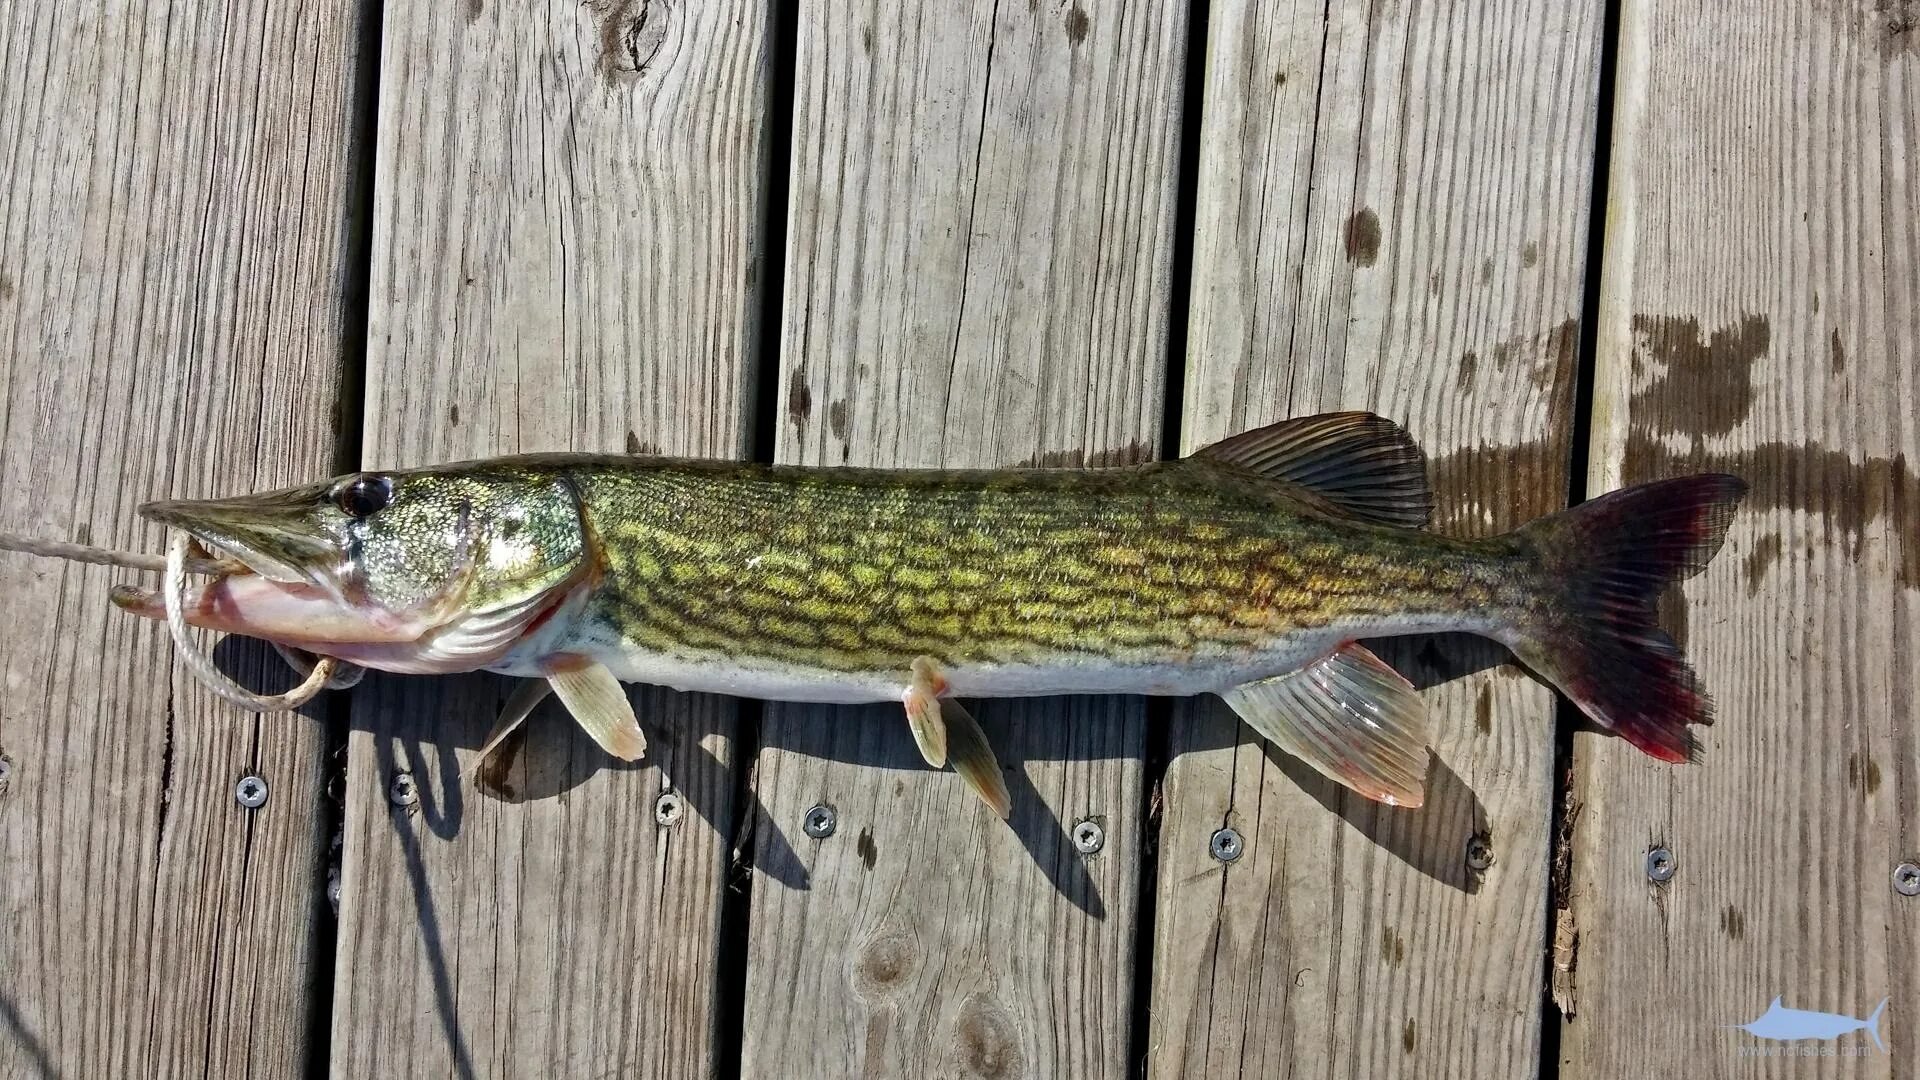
1720, 905, 1744, 939
1480, 257, 1494, 284
1846, 752, 1882, 796
449, 404, 460, 426
1426, 438, 1570, 537
1457, 350, 1479, 392
787, 369, 813, 425
1013, 441, 1152, 469
1475, 683, 1493, 734
1829, 328, 1847, 372
1343, 209, 1381, 267
1064, 5, 1090, 45
862, 25, 873, 53
828, 400, 850, 440
1274, 70, 1288, 86
1521, 241, 1540, 268
1380, 927, 1406, 968
0, 272, 12, 301
1402, 1018, 1416, 1054
1627, 313, 1769, 437
856, 826, 877, 870
1622, 436, 1918, 589
467, 0, 483, 21
1743, 533, 1782, 595
954, 996, 1023, 1078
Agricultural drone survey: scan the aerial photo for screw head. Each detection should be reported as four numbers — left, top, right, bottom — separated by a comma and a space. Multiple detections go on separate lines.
1465, 832, 1494, 872
1072, 818, 1106, 855
388, 772, 418, 808
1895, 862, 1920, 897
1646, 847, 1676, 883
1210, 827, 1244, 863
0, 753, 12, 796
654, 790, 685, 827
803, 803, 837, 839
234, 774, 269, 809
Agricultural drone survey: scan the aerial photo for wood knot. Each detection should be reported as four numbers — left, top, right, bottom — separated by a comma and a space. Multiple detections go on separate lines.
585, 0, 669, 85
850, 928, 919, 1000
952, 995, 1024, 1078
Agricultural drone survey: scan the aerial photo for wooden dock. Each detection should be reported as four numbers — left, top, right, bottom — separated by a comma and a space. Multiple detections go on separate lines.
0, 0, 1912, 1076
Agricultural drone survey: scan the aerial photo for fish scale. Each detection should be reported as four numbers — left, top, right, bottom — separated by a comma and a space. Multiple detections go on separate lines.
570, 459, 1506, 676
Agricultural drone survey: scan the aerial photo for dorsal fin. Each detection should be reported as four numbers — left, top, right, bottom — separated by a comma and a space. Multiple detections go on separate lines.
1192, 411, 1433, 528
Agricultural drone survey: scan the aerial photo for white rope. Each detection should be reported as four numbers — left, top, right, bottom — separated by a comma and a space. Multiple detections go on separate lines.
0, 529, 231, 574
162, 533, 338, 711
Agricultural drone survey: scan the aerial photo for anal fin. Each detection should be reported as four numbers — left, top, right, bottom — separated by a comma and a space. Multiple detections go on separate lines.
546, 658, 647, 761
1220, 642, 1431, 806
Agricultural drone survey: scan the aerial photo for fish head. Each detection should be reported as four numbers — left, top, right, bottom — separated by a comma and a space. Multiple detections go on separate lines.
115, 462, 591, 672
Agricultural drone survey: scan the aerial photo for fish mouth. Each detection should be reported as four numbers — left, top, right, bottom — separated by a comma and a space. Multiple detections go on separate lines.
137, 487, 340, 586
115, 488, 432, 646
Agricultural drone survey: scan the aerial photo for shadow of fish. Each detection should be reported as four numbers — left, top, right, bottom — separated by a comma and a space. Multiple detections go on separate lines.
1734, 996, 1888, 1051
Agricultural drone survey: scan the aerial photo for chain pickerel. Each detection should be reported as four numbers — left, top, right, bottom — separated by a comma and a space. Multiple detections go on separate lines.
111, 413, 1746, 815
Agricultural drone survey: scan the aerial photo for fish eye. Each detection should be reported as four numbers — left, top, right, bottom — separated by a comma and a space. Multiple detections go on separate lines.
334, 474, 393, 519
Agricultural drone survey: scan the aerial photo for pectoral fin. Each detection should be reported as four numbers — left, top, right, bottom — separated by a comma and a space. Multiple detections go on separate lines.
904, 656, 950, 767
547, 660, 647, 761
940, 697, 1012, 819
469, 678, 552, 779
1220, 642, 1431, 806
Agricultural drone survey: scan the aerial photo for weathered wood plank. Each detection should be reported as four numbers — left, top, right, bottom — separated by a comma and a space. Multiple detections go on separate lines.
329, 1, 768, 1075
1564, 2, 1918, 1073
0, 1, 363, 1075
1149, 1, 1602, 1075
739, 1, 1187, 1076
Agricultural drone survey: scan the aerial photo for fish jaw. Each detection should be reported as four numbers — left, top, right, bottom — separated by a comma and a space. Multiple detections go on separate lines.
110, 576, 433, 646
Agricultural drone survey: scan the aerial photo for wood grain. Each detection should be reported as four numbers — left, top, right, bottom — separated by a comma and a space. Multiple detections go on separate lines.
329, 0, 767, 1075
1564, 1, 1918, 1074
0, 0, 363, 1075
1149, 1, 1602, 1075
739, 1, 1186, 1075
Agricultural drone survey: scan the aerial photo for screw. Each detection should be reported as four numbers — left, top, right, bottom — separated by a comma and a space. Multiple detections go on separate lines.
1895, 862, 1920, 897
1072, 818, 1106, 855
1210, 827, 1244, 863
803, 803, 837, 839
0, 753, 11, 796
234, 775, 269, 809
1646, 847, 1676, 883
654, 790, 685, 827
1465, 832, 1494, 872
388, 772, 418, 808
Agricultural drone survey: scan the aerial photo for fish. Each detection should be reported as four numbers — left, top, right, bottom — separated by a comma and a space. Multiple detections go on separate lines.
1733, 997, 1888, 1050
110, 412, 1746, 816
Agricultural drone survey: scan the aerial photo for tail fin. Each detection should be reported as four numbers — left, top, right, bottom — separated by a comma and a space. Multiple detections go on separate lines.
1865, 997, 1887, 1053
1507, 474, 1747, 762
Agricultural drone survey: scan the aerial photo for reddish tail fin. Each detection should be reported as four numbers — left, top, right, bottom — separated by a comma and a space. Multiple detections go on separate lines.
1508, 474, 1747, 762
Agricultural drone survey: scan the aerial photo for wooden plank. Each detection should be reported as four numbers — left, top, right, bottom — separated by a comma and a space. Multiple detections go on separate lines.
0, 1, 363, 1076
1563, 1, 1918, 1073
1148, 2, 1602, 1075
739, 1, 1187, 1075
328, 1, 768, 1075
